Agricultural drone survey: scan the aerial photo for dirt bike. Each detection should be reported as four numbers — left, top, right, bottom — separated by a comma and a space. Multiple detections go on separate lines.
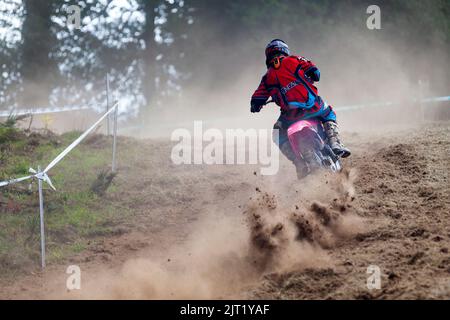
266, 100, 342, 174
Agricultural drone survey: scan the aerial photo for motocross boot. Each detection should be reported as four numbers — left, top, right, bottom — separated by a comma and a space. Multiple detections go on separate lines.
323, 121, 351, 158
280, 142, 310, 179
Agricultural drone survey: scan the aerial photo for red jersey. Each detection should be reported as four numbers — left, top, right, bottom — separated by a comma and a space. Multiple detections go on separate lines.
251, 55, 324, 121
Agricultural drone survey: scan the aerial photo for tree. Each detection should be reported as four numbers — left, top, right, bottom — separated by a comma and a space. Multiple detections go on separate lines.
50, 0, 145, 113
137, 0, 158, 109
0, 0, 24, 108
20, 0, 59, 106
2, 0, 449, 113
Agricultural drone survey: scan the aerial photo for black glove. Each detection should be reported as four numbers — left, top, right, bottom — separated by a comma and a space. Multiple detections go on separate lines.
305, 67, 320, 82
250, 100, 263, 113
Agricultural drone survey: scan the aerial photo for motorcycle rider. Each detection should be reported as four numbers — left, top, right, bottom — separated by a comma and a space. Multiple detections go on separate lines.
250, 39, 351, 178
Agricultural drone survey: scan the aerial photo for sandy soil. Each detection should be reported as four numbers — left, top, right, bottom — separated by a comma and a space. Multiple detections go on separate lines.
0, 120, 449, 300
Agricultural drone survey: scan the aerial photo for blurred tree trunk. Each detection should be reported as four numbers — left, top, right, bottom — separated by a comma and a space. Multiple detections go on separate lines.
20, 0, 58, 107
139, 0, 159, 111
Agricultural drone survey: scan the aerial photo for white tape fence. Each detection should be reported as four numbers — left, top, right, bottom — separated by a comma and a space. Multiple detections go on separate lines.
334, 95, 450, 112
0, 105, 91, 117
0, 101, 119, 269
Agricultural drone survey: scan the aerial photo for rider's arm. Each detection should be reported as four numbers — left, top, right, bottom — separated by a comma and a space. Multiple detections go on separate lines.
250, 75, 270, 113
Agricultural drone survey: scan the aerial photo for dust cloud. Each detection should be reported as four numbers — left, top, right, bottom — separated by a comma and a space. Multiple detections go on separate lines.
61, 168, 366, 300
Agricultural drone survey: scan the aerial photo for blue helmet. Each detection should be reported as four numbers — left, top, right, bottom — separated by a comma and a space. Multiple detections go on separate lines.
265, 39, 290, 66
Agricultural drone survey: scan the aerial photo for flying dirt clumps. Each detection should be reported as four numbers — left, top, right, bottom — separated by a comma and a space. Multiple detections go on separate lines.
244, 170, 366, 274
290, 200, 360, 249
244, 193, 289, 273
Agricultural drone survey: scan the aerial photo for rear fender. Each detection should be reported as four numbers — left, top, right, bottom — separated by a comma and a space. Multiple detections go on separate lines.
287, 119, 323, 158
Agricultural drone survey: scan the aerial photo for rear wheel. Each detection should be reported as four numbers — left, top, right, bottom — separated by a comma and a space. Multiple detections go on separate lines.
293, 127, 342, 173
293, 128, 324, 170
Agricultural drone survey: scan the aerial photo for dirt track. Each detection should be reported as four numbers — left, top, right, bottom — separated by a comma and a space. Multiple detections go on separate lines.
0, 121, 449, 299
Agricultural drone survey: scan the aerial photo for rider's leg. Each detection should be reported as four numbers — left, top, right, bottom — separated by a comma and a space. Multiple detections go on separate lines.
318, 105, 351, 158
323, 121, 351, 158
273, 120, 309, 179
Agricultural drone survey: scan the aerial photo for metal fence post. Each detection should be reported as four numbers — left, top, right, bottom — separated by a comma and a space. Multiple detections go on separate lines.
106, 73, 111, 136
0, 103, 125, 269
37, 165, 46, 269
112, 102, 118, 173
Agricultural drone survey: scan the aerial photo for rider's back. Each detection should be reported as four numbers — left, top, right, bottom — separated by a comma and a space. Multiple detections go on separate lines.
263, 55, 319, 113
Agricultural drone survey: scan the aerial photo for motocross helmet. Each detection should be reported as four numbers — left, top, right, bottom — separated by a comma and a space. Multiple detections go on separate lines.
265, 39, 290, 67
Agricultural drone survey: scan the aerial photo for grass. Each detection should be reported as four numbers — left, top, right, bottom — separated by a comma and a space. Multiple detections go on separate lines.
0, 124, 133, 277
